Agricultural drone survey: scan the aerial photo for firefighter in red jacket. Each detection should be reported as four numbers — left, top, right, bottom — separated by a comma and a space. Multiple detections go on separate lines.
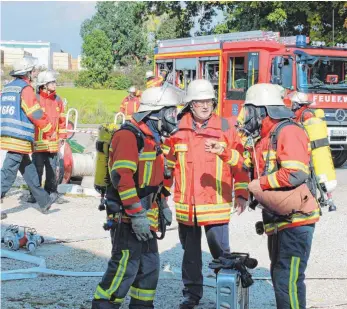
119, 86, 141, 120
92, 87, 182, 309
145, 70, 164, 88
243, 84, 320, 309
0, 57, 57, 219
27, 70, 67, 203
163, 79, 249, 309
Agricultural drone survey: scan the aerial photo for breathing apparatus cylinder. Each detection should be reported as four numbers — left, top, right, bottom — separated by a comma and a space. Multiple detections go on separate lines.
302, 112, 337, 193
94, 124, 120, 195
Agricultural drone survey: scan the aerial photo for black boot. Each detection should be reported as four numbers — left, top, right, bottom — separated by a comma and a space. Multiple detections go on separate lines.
27, 194, 36, 203
179, 297, 199, 309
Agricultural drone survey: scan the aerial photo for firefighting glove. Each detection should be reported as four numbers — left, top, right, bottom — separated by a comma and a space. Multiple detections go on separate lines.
131, 215, 153, 242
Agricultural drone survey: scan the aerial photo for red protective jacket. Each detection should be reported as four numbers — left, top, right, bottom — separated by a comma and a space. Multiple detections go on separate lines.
164, 113, 249, 226
294, 106, 315, 123
107, 119, 165, 231
34, 90, 67, 153
0, 78, 55, 154
252, 116, 320, 235
119, 95, 140, 120
146, 76, 164, 88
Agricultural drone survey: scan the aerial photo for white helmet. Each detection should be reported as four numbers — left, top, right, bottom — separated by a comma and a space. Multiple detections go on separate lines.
128, 86, 136, 93
37, 70, 57, 86
288, 91, 312, 105
10, 56, 38, 76
146, 70, 154, 79
138, 86, 182, 113
184, 79, 215, 103
244, 83, 294, 120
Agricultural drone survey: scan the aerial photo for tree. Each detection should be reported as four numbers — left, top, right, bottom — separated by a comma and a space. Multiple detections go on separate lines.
81, 2, 150, 66
77, 29, 113, 88
213, 2, 347, 46
155, 16, 180, 41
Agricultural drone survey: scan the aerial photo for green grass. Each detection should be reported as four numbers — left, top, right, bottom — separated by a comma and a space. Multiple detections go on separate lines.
57, 87, 128, 124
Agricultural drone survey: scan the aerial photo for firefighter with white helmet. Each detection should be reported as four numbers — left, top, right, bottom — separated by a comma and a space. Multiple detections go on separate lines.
0, 57, 58, 219
145, 70, 164, 88
163, 79, 249, 309
243, 83, 319, 309
92, 86, 181, 309
26, 70, 67, 203
118, 85, 141, 120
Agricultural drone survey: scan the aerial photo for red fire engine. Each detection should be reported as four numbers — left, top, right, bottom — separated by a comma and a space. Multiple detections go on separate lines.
154, 30, 347, 167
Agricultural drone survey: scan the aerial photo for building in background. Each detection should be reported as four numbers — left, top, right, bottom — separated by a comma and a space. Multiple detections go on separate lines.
53, 52, 72, 70
1, 49, 32, 67
71, 58, 78, 71
0, 40, 61, 69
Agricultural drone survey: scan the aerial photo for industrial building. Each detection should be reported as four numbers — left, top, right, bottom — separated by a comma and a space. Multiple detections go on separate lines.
0, 40, 62, 69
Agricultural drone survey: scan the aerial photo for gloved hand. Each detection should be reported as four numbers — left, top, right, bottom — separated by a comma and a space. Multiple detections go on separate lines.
162, 207, 172, 226
131, 215, 153, 242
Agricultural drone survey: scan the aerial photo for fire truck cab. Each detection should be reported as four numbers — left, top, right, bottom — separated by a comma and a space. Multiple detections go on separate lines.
154, 30, 347, 167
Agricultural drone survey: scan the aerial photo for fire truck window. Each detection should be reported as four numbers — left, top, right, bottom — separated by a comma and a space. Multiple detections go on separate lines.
157, 61, 173, 84
227, 56, 256, 100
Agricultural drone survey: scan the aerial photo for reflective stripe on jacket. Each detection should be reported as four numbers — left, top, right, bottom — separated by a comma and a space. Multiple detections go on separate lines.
146, 76, 164, 88
164, 113, 249, 226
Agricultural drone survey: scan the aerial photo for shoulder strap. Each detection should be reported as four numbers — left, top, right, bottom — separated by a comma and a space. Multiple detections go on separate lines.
118, 122, 145, 154
221, 117, 230, 132
263, 119, 301, 176
300, 108, 314, 123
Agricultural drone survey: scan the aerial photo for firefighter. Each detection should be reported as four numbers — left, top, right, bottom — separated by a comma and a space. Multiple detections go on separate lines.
0, 57, 58, 219
26, 70, 67, 203
163, 79, 249, 309
289, 91, 314, 122
243, 83, 320, 309
145, 70, 164, 88
119, 86, 141, 120
92, 86, 181, 309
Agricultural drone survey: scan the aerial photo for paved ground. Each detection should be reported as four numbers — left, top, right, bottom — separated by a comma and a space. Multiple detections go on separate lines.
1, 142, 347, 308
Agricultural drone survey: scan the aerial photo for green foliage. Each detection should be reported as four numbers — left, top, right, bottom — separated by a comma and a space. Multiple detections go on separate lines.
105, 73, 132, 90
81, 2, 150, 66
56, 70, 79, 86
77, 29, 114, 88
156, 16, 180, 40
58, 87, 127, 124
213, 2, 347, 46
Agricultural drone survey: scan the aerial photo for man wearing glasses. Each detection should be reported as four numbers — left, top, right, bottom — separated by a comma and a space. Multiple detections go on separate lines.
163, 79, 249, 309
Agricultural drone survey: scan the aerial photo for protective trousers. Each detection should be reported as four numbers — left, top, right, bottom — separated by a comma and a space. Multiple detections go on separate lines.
92, 223, 159, 309
32, 152, 58, 194
178, 222, 230, 302
0, 152, 51, 208
268, 224, 315, 309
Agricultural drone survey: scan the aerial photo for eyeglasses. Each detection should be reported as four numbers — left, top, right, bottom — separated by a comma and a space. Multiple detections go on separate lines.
192, 100, 214, 108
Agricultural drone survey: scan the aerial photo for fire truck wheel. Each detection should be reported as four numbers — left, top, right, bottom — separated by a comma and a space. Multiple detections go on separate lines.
332, 149, 347, 168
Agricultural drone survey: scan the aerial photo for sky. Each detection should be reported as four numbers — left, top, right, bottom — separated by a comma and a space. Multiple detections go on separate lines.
0, 1, 224, 58
1, 1, 97, 57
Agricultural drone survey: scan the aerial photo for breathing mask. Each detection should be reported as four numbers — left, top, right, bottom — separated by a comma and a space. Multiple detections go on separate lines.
241, 105, 267, 137
148, 107, 179, 138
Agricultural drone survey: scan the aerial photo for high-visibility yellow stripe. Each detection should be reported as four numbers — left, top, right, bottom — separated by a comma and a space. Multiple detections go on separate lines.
216, 156, 223, 204
195, 203, 232, 213
141, 161, 153, 188
112, 160, 137, 172
281, 160, 309, 174
264, 209, 320, 234
178, 152, 186, 204
227, 149, 240, 166
22, 100, 41, 115
119, 188, 137, 200
262, 150, 277, 161
166, 159, 175, 168
234, 182, 248, 190
268, 172, 280, 188
107, 250, 130, 296
162, 144, 170, 155
41, 123, 52, 133
174, 144, 188, 152
0, 137, 32, 153
129, 286, 156, 301
139, 151, 156, 161
289, 257, 300, 309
